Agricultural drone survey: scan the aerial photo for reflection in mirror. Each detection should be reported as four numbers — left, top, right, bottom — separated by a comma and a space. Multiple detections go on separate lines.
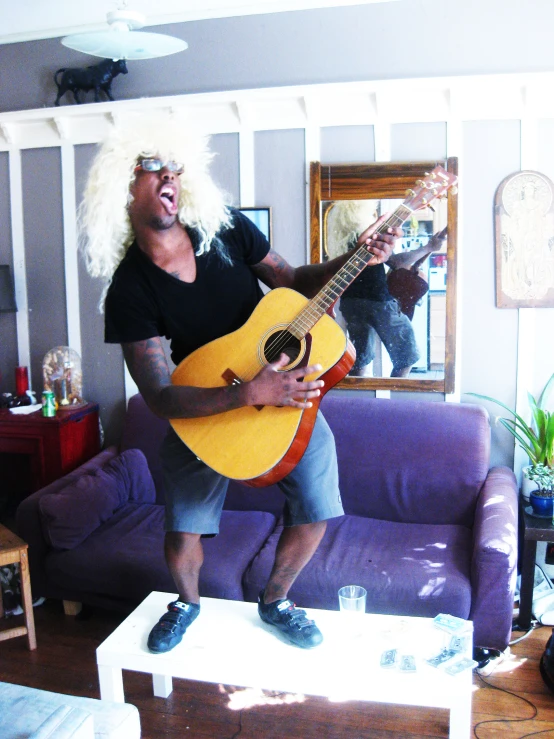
323, 198, 448, 381
309, 159, 458, 393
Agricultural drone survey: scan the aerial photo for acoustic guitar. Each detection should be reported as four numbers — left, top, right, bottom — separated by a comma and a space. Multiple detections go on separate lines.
170, 165, 457, 487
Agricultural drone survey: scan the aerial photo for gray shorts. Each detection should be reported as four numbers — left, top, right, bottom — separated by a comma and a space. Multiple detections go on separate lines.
340, 296, 420, 371
160, 410, 344, 535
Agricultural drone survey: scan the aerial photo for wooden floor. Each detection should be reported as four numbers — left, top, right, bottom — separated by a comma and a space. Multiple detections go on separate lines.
1, 601, 554, 738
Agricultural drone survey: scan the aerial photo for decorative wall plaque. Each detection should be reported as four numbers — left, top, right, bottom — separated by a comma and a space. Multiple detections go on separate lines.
495, 170, 554, 307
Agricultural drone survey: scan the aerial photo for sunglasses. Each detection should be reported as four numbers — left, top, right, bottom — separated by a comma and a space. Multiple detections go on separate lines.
134, 158, 184, 174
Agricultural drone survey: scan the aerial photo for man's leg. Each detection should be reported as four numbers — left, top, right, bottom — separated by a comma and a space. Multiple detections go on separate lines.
340, 297, 375, 373
371, 299, 419, 378
149, 429, 229, 655
262, 520, 327, 603
391, 365, 412, 378
147, 531, 203, 654
165, 531, 203, 604
258, 413, 342, 648
258, 520, 328, 648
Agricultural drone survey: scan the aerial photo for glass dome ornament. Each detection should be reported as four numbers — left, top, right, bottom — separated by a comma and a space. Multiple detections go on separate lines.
42, 346, 85, 410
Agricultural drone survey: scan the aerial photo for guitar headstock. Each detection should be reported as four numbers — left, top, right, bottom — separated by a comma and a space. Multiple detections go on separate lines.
404, 166, 458, 211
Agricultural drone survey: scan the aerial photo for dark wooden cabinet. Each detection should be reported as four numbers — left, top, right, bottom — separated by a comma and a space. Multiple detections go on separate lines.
0, 403, 100, 493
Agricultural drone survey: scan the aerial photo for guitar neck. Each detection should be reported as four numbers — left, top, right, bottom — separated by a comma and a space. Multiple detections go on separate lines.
289, 202, 414, 338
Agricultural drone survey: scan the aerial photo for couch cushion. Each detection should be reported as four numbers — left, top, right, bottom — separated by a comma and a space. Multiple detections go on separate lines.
0, 682, 140, 739
318, 393, 490, 527
45, 505, 277, 603
243, 514, 473, 619
39, 449, 155, 550
29, 704, 93, 739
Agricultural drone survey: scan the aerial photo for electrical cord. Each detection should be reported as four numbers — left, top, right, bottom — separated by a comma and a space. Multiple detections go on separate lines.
473, 622, 554, 737
473, 671, 539, 738
510, 621, 543, 646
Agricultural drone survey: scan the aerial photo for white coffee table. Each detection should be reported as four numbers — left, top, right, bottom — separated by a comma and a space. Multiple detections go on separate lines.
96, 592, 473, 739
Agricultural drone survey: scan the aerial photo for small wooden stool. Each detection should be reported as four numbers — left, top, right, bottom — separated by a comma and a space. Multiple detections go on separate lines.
0, 523, 37, 650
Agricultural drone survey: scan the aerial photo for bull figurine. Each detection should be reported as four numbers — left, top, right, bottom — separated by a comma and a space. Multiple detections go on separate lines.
54, 58, 128, 106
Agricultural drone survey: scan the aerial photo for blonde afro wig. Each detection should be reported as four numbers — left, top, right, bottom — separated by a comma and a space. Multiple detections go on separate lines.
79, 114, 232, 284
326, 200, 379, 259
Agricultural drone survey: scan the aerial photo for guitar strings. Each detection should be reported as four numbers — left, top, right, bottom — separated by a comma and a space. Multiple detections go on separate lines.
241, 206, 412, 383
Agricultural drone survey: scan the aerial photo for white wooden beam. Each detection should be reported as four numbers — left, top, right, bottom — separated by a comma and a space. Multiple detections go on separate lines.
8, 149, 30, 376
445, 118, 462, 403
514, 115, 539, 482
373, 120, 392, 397
239, 129, 255, 207
60, 142, 81, 356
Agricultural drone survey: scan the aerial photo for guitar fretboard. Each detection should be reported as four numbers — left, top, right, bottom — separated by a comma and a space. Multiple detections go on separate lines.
289, 204, 413, 339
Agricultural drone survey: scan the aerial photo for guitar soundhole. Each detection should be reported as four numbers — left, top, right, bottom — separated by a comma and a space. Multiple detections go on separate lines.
263, 331, 301, 365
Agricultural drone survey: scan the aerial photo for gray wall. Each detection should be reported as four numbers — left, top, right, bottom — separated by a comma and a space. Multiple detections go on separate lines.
0, 152, 16, 392
2, 0, 554, 112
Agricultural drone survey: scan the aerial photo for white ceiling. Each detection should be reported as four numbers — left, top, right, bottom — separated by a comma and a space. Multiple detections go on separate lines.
0, 0, 399, 45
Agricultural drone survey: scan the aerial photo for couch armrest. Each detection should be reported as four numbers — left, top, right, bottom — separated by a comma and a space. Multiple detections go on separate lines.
29, 705, 94, 739
470, 465, 519, 651
15, 447, 119, 598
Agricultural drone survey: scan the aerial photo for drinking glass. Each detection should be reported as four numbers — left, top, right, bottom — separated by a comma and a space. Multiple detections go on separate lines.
338, 585, 367, 637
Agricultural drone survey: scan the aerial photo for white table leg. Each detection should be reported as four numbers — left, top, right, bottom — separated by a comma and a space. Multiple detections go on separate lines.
449, 689, 472, 739
97, 664, 125, 703
153, 673, 173, 698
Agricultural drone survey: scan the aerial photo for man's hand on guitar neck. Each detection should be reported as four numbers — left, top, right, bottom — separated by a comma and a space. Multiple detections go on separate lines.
356, 213, 404, 265
245, 353, 324, 410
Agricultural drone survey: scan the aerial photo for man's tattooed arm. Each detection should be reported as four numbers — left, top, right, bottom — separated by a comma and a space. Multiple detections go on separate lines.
121, 338, 249, 420
251, 219, 399, 299
251, 248, 353, 298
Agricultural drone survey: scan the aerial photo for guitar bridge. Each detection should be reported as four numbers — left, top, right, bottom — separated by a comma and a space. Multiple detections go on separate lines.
222, 369, 242, 386
222, 369, 263, 411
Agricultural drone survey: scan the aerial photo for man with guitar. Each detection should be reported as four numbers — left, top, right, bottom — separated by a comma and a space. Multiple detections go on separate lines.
81, 117, 401, 654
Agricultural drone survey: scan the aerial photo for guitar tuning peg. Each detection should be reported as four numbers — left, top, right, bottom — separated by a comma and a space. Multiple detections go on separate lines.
450, 186, 458, 195
416, 179, 425, 187
421, 197, 428, 204
405, 188, 416, 197
424, 172, 430, 176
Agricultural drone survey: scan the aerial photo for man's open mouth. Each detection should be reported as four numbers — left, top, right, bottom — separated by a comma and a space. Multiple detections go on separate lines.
159, 185, 177, 213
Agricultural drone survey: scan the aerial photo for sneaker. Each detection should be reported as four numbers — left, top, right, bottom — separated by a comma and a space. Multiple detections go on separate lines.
147, 600, 200, 654
258, 590, 323, 648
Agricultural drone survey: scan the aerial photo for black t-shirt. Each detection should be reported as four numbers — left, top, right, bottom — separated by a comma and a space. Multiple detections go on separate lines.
104, 209, 271, 365
341, 240, 392, 303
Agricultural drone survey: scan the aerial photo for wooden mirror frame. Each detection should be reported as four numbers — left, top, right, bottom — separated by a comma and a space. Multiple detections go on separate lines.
309, 158, 458, 393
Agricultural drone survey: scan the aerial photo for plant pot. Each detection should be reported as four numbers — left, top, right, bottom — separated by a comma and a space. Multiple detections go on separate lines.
529, 491, 554, 519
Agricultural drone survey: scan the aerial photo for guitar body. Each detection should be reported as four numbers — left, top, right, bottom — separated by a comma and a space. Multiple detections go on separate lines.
170, 287, 355, 486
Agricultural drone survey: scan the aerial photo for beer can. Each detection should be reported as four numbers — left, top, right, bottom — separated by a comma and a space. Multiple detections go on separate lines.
42, 390, 56, 418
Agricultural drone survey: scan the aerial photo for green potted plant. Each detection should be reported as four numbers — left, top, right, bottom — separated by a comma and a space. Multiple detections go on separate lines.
469, 372, 554, 517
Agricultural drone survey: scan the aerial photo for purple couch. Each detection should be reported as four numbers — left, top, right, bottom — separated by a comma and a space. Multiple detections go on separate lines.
16, 392, 518, 651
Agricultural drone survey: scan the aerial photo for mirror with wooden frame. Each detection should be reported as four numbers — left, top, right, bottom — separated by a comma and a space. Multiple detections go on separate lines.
309, 159, 458, 393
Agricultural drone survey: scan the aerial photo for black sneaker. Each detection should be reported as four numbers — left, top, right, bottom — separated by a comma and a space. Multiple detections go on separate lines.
258, 590, 323, 648
147, 600, 200, 654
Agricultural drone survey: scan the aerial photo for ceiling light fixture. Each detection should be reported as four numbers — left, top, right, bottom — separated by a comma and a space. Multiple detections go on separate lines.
61, 6, 187, 61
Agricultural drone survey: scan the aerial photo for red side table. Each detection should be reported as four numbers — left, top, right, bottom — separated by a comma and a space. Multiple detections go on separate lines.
0, 403, 100, 493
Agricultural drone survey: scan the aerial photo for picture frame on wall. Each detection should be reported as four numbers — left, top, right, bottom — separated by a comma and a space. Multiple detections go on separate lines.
239, 207, 272, 245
